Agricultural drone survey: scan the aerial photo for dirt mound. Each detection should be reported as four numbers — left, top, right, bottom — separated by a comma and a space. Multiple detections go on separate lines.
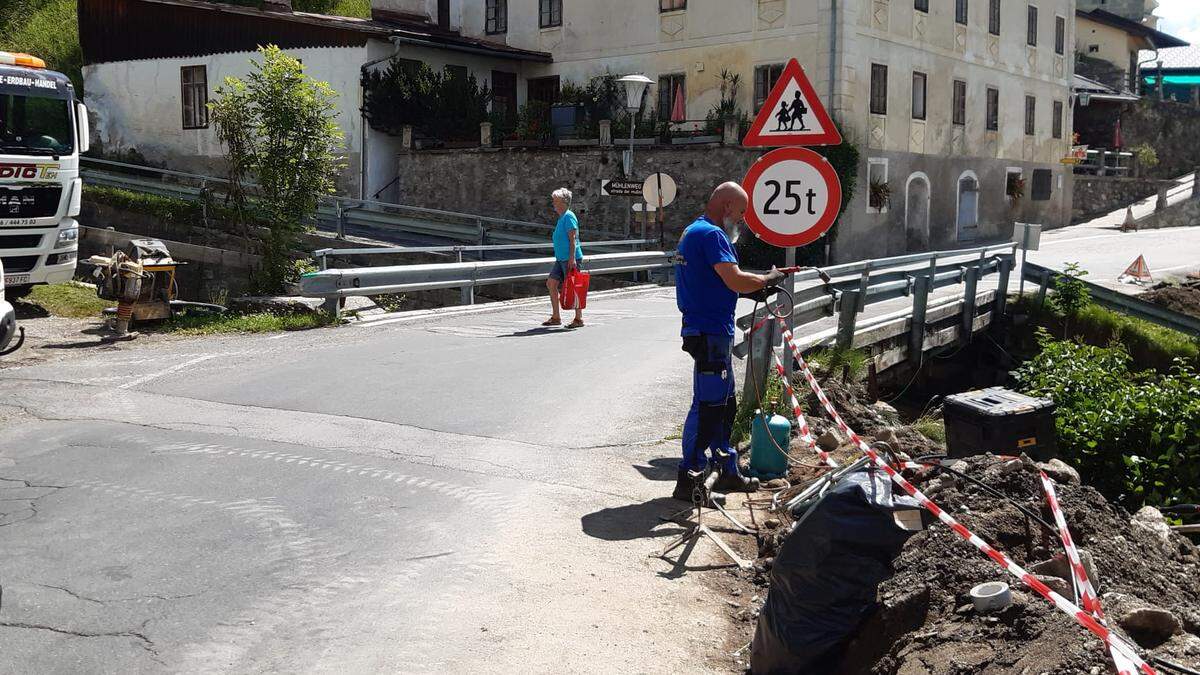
837, 454, 1200, 674
1142, 284, 1200, 320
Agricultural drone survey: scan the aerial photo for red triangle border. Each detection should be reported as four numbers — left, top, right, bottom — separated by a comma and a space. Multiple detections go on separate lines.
742, 58, 842, 148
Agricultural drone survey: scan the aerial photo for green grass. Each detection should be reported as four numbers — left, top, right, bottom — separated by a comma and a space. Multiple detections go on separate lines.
913, 417, 946, 445
1016, 295, 1199, 372
0, 0, 83, 93
86, 185, 204, 224
732, 371, 789, 445
157, 311, 334, 335
806, 346, 870, 381
26, 282, 108, 318
294, 0, 370, 16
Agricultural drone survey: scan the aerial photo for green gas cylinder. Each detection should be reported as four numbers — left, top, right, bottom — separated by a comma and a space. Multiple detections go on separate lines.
748, 410, 791, 479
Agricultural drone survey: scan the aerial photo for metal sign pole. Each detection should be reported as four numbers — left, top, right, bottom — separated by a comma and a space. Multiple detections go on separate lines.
1018, 224, 1029, 297
784, 246, 796, 380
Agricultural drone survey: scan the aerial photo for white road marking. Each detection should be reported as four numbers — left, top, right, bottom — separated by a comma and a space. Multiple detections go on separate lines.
116, 354, 224, 390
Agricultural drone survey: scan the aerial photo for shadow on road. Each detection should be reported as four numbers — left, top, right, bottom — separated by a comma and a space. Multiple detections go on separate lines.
580, 497, 686, 542
13, 301, 49, 320
498, 326, 567, 338
632, 457, 678, 482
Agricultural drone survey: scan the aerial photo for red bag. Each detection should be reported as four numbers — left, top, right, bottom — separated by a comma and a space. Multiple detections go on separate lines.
560, 267, 591, 310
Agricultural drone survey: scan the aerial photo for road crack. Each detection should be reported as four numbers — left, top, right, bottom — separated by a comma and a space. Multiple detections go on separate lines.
0, 620, 162, 664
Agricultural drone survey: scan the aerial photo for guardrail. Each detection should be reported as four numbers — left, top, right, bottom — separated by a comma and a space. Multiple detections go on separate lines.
737, 242, 1017, 398
1022, 261, 1200, 336
79, 157, 629, 248
299, 250, 671, 311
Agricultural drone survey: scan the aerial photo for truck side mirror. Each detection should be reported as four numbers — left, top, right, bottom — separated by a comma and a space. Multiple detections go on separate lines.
76, 102, 90, 154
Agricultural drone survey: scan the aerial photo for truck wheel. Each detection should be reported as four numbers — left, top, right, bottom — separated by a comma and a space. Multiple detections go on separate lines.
5, 285, 33, 300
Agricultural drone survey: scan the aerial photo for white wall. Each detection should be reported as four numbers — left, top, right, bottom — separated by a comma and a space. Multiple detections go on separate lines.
84, 46, 368, 192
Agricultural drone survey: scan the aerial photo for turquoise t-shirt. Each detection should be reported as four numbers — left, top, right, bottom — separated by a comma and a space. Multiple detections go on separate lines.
553, 210, 584, 261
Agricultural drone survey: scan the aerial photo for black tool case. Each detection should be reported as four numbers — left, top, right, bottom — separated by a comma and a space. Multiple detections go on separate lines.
944, 387, 1057, 461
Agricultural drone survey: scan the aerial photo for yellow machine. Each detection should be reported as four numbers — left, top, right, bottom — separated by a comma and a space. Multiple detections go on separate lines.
87, 239, 180, 336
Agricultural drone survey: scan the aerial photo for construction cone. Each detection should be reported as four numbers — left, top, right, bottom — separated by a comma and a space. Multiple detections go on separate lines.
1120, 255, 1153, 284
1121, 206, 1137, 232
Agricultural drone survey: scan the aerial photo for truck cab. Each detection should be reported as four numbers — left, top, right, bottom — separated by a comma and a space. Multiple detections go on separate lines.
0, 51, 89, 298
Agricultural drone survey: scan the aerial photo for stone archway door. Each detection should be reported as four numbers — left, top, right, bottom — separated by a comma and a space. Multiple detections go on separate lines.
957, 173, 980, 242
905, 174, 931, 252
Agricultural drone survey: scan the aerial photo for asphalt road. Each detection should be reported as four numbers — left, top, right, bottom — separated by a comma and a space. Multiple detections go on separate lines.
0, 287, 739, 674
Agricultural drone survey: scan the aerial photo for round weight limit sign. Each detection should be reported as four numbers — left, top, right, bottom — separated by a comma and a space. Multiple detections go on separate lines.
741, 147, 842, 248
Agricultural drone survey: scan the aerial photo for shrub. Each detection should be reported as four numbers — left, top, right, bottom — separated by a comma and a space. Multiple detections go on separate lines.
361, 61, 492, 142
1013, 329, 1200, 508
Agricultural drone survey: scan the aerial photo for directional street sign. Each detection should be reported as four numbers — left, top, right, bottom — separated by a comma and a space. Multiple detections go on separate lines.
741, 147, 842, 248
742, 58, 842, 147
601, 179, 643, 197
642, 172, 677, 208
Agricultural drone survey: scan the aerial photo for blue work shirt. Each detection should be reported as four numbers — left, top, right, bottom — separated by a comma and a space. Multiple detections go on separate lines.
552, 210, 584, 261
675, 215, 739, 337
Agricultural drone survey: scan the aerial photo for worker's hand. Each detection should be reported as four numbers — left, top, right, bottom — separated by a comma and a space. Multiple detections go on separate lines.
762, 267, 786, 289
568, 258, 578, 272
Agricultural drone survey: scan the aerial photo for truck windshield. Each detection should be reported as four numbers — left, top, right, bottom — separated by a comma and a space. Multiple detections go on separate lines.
0, 93, 74, 156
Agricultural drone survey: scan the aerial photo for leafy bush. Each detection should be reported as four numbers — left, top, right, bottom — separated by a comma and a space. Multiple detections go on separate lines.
0, 0, 82, 92
703, 70, 749, 136
1013, 330, 1200, 508
361, 61, 491, 142
514, 100, 551, 141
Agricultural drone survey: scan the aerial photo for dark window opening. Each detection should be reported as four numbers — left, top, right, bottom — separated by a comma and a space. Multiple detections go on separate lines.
658, 73, 686, 121
1055, 15, 1065, 54
870, 63, 888, 116
539, 0, 561, 28
989, 0, 1001, 35
1027, 5, 1038, 47
754, 63, 785, 112
1052, 100, 1063, 139
956, 0, 969, 25
486, 0, 507, 34
912, 71, 927, 121
986, 87, 999, 131
915, 0, 929, 12
1025, 95, 1036, 136
1031, 169, 1052, 201
953, 80, 967, 126
660, 0, 686, 11
181, 65, 208, 130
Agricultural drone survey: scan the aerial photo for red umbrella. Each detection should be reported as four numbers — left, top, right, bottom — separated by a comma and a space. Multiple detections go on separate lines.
670, 84, 686, 123
1113, 117, 1123, 149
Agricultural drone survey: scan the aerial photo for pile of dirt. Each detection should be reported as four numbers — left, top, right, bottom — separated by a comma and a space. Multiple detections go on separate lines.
736, 375, 1200, 674
1142, 282, 1200, 320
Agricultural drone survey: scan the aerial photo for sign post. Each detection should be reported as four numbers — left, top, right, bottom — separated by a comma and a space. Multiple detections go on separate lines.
740, 58, 842, 381
1011, 222, 1042, 297
642, 172, 676, 246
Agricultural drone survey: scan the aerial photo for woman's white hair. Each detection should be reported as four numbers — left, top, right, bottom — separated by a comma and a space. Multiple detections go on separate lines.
551, 188, 573, 205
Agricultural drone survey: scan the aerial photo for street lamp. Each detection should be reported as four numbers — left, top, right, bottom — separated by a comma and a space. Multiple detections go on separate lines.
617, 74, 653, 176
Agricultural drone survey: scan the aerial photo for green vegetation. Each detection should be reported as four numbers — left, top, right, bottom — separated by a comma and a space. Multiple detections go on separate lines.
1013, 329, 1200, 509
86, 185, 204, 225
0, 0, 82, 92
292, 0, 370, 16
732, 371, 790, 445
26, 282, 107, 318
362, 60, 492, 142
807, 346, 870, 382
912, 416, 946, 445
210, 46, 346, 294
159, 311, 333, 335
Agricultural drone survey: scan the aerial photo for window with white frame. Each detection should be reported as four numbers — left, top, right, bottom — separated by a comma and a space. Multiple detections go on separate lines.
754, 63, 785, 112
868, 158, 889, 213
912, 71, 927, 121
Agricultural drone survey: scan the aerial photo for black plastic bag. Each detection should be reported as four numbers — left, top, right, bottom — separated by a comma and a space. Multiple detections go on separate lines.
751, 469, 922, 674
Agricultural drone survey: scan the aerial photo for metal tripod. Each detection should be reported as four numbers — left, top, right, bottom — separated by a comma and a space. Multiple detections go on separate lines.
657, 461, 755, 570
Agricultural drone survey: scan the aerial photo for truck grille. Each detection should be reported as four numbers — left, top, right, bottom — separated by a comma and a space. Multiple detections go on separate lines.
1, 255, 40, 273
0, 185, 63, 220
0, 234, 43, 249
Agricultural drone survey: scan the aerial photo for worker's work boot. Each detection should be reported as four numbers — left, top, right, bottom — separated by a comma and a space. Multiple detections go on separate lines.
712, 468, 760, 494
672, 468, 697, 502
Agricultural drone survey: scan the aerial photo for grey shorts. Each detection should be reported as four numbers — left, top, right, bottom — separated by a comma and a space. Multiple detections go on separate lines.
550, 259, 582, 281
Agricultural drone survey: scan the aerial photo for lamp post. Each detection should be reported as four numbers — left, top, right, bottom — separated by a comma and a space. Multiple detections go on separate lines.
617, 74, 652, 177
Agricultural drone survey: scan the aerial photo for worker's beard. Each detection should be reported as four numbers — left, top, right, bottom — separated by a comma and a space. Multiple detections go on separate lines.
724, 218, 743, 244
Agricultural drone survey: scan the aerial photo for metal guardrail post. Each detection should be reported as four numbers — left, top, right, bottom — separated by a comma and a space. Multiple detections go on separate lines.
1037, 268, 1052, 309
856, 262, 871, 312
961, 264, 980, 343
908, 275, 932, 365
335, 201, 346, 239
836, 289, 861, 350
457, 248, 474, 305
477, 219, 487, 261
994, 256, 1012, 321
317, 252, 339, 318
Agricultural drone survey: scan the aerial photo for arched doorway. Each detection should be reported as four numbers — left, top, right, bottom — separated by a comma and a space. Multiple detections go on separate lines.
905, 173, 931, 252
956, 171, 980, 242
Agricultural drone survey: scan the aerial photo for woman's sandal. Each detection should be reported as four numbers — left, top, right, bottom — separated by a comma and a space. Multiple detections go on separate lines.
542, 317, 562, 327
566, 318, 585, 329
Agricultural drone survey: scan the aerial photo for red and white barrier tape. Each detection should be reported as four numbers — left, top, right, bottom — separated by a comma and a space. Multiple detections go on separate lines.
1041, 473, 1140, 675
775, 316, 1155, 675
769, 350, 834, 467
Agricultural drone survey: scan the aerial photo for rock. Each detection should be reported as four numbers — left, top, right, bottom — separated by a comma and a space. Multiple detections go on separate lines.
875, 427, 899, 448
763, 478, 788, 490
228, 295, 324, 316
764, 518, 781, 529
1029, 551, 1098, 587
816, 430, 842, 453
1116, 605, 1182, 647
872, 401, 899, 418
1036, 458, 1081, 485
1132, 506, 1174, 548
997, 459, 1024, 475
1032, 574, 1071, 597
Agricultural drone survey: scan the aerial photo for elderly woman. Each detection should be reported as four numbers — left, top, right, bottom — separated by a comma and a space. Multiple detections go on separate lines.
544, 187, 585, 328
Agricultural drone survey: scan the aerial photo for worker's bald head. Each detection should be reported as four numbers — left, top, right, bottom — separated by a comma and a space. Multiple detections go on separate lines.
706, 181, 749, 241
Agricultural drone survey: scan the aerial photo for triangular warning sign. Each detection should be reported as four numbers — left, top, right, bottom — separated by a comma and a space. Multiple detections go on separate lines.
743, 58, 842, 147
1122, 255, 1153, 282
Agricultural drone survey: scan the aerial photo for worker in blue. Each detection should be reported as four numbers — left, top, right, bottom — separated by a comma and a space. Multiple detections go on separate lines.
673, 181, 784, 501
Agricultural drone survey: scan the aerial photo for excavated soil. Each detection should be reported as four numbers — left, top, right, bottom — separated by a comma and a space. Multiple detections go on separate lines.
1141, 283, 1200, 320
724, 374, 1200, 674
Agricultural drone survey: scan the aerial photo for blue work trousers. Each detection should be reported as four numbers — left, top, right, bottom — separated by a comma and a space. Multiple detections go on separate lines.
680, 333, 739, 474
